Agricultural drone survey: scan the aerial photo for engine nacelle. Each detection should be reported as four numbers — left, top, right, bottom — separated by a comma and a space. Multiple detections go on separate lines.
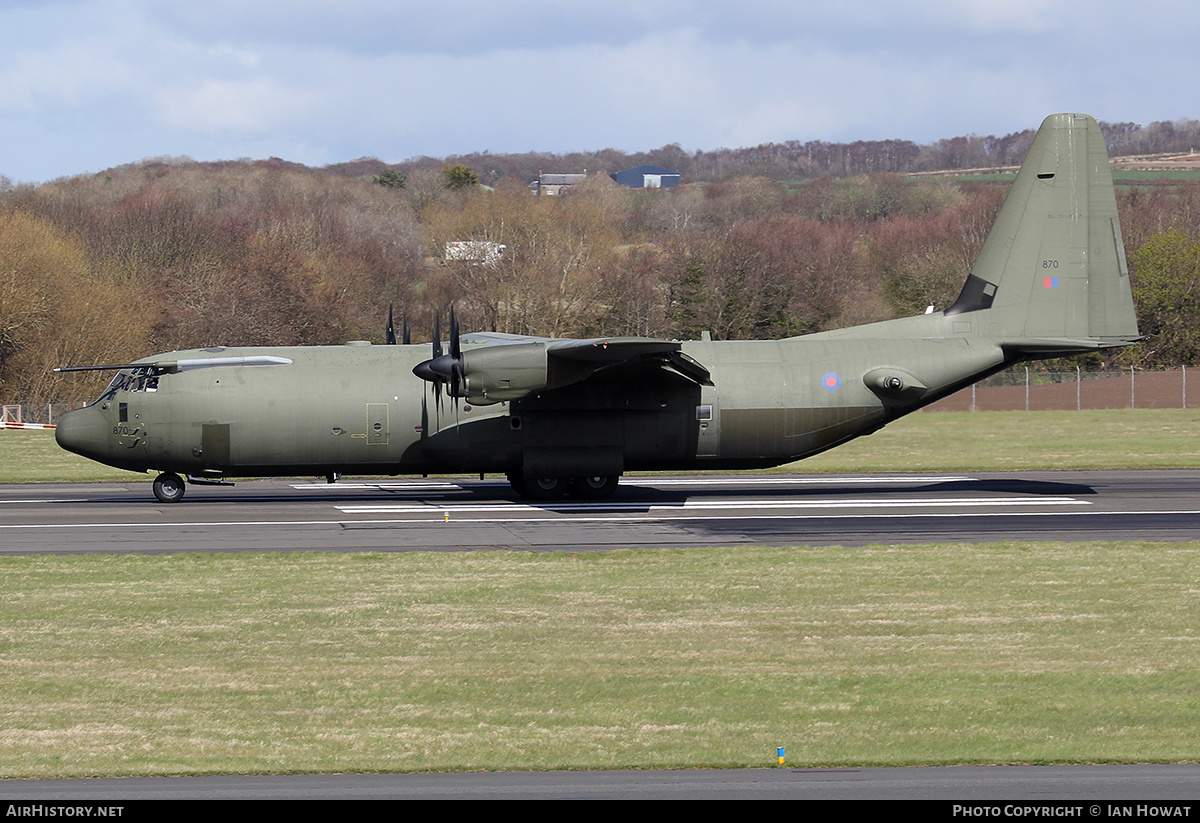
461, 343, 549, 404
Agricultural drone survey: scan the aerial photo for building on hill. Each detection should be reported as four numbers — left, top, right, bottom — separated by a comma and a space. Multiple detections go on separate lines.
530, 172, 587, 196
610, 165, 680, 189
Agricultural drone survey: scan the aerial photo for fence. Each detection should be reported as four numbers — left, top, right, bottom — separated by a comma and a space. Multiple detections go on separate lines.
1, 369, 1194, 425
925, 367, 1192, 412
1, 402, 87, 427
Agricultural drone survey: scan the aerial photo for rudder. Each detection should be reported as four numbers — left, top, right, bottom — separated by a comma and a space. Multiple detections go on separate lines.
947, 113, 1139, 350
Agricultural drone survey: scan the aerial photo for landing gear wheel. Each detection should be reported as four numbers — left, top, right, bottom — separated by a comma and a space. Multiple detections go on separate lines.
506, 472, 528, 497
153, 472, 186, 504
571, 476, 620, 499
525, 477, 568, 500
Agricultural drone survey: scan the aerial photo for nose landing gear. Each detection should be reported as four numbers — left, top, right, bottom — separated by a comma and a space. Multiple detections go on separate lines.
152, 472, 186, 504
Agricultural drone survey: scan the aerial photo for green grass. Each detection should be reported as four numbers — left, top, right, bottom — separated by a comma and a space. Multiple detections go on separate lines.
930, 172, 1017, 183
1113, 169, 1200, 183
5, 408, 1200, 484
0, 428, 145, 483
1, 543, 1198, 777
793, 409, 1200, 473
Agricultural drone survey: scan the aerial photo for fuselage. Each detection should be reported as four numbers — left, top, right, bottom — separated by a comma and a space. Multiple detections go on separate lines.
54, 316, 1009, 481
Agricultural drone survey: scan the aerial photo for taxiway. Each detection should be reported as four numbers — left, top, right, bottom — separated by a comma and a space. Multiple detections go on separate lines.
3, 470, 1199, 555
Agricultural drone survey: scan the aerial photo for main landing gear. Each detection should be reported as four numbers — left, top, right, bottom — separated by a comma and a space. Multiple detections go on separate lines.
507, 474, 620, 500
153, 472, 186, 504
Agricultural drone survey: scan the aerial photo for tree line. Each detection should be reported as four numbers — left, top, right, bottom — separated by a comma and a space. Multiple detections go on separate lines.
2, 154, 1199, 403
323, 118, 1200, 186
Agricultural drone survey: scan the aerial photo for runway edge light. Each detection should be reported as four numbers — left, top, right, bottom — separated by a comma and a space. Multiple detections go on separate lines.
777, 747, 785, 765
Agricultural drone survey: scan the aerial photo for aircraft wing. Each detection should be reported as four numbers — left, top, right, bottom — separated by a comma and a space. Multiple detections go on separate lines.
547, 337, 713, 385
423, 334, 712, 405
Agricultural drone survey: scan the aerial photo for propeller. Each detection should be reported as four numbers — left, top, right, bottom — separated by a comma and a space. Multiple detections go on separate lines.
412, 308, 466, 423
385, 304, 412, 345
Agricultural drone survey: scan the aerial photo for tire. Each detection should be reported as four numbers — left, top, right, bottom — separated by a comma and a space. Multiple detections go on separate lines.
506, 472, 528, 497
524, 476, 568, 500
153, 472, 186, 504
570, 475, 619, 499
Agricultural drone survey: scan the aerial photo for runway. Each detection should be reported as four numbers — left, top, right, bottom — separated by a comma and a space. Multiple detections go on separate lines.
3, 469, 1200, 554
4, 764, 1200, 800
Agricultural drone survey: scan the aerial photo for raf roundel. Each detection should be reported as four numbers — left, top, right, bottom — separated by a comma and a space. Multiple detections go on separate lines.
821, 372, 842, 391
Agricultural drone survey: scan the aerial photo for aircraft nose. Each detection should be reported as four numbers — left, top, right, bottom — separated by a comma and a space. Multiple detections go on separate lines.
55, 405, 108, 461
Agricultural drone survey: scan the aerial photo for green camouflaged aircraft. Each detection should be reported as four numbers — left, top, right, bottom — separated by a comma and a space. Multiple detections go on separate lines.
55, 113, 1140, 503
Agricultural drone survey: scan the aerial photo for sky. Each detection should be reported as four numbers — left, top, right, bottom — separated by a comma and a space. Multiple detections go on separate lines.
1, 0, 1196, 184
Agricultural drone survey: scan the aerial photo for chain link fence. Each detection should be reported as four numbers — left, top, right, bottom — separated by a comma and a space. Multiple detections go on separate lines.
926, 367, 1193, 412
1, 402, 87, 426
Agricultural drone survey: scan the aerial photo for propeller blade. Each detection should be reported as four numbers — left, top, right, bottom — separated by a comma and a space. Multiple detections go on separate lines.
448, 306, 463, 397
385, 305, 397, 345
402, 314, 411, 345
449, 306, 461, 360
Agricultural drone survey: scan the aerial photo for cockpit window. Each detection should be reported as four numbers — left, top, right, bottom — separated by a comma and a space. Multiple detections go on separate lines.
100, 367, 159, 400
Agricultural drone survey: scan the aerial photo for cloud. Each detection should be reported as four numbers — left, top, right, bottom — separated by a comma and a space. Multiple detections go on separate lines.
0, 1, 1197, 182
155, 77, 314, 134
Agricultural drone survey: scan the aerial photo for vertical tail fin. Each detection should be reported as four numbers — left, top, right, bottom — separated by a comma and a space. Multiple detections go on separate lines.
946, 113, 1140, 351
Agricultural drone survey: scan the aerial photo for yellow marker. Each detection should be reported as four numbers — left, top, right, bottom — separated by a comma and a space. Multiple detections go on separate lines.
444, 512, 450, 522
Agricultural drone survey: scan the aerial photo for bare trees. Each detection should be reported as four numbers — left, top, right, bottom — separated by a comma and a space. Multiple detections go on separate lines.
0, 210, 151, 400
866, 183, 1006, 316
425, 180, 618, 336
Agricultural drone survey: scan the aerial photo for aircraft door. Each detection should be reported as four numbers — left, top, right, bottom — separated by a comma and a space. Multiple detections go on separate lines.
696, 386, 720, 458
202, 423, 230, 468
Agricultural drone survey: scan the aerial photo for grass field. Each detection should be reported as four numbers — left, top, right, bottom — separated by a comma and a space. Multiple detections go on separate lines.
1113, 169, 1200, 183
3, 408, 1199, 778
2, 543, 1199, 777
794, 408, 1200, 473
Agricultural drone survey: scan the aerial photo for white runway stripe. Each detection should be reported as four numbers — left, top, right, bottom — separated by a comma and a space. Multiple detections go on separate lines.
291, 475, 976, 492
335, 496, 1089, 514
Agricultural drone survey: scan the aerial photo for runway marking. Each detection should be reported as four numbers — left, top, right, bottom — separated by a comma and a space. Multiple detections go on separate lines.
0, 499, 93, 505
634, 476, 976, 486
290, 475, 977, 492
333, 496, 1090, 515
4, 508, 1199, 535
290, 481, 470, 491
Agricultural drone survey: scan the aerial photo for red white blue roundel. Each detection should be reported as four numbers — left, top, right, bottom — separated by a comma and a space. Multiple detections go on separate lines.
822, 372, 842, 391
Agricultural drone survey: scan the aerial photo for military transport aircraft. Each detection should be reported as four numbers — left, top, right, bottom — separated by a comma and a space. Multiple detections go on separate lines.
55, 113, 1140, 503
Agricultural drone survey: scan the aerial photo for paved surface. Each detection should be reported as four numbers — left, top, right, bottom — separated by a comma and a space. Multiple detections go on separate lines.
3, 470, 1200, 554
2, 765, 1199, 800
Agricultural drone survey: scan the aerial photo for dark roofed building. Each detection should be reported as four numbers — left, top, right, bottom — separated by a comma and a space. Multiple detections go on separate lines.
531, 172, 588, 196
610, 165, 680, 189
